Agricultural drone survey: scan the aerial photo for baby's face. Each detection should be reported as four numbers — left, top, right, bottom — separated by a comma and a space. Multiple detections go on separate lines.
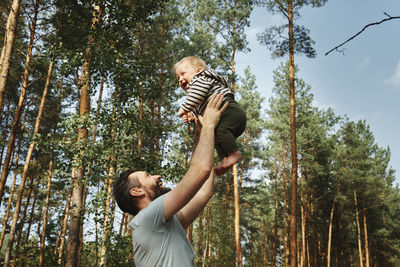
175, 61, 200, 90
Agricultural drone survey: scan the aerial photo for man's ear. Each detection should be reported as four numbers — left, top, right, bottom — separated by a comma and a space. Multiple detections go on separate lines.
130, 187, 144, 197
197, 67, 204, 73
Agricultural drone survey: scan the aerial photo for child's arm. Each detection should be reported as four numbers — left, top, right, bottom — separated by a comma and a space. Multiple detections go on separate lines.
181, 77, 213, 113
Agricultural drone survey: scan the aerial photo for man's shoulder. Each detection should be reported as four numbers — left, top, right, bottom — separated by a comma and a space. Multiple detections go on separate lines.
131, 196, 165, 228
136, 195, 164, 216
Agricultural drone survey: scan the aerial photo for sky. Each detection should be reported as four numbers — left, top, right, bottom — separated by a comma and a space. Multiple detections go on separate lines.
236, 0, 400, 184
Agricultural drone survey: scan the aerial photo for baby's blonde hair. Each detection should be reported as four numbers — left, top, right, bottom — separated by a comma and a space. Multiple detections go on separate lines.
174, 56, 207, 71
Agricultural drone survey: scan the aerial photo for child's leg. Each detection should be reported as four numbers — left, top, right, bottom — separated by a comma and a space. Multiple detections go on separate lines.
214, 101, 246, 175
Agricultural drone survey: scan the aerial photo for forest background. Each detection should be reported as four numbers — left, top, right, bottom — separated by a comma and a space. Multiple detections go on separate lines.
0, 0, 399, 267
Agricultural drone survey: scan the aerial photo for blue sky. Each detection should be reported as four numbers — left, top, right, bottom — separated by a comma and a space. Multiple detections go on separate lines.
236, 0, 400, 184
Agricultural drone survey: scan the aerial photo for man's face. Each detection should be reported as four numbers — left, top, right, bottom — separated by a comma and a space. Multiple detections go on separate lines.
131, 171, 170, 200
175, 61, 200, 91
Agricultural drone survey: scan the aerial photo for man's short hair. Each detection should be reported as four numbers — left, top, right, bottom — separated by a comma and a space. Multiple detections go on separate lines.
113, 169, 141, 216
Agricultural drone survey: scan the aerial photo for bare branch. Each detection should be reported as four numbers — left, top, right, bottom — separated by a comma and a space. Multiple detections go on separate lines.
325, 14, 400, 56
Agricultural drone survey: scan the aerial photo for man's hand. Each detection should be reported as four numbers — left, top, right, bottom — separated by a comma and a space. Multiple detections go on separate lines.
198, 94, 228, 128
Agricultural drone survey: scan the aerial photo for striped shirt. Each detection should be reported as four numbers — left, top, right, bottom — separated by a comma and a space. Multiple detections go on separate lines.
181, 69, 233, 115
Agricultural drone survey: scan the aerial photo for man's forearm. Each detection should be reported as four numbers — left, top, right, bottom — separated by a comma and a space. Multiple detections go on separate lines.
177, 171, 214, 229
189, 125, 214, 171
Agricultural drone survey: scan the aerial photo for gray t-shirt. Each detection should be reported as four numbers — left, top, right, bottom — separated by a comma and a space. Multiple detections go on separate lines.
130, 195, 195, 267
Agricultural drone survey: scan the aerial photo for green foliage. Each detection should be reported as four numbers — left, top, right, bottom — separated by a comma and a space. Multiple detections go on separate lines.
258, 24, 316, 58
257, 0, 329, 58
1, 1, 400, 267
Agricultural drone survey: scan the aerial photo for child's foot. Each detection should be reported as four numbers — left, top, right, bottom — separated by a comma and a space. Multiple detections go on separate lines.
214, 150, 242, 175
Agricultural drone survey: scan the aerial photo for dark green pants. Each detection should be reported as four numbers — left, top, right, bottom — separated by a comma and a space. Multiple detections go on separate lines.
215, 97, 246, 160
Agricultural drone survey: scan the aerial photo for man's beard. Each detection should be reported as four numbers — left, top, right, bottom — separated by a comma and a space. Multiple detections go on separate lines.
146, 185, 171, 201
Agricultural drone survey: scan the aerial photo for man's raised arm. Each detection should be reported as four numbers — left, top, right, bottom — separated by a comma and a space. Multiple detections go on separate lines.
163, 94, 228, 222
177, 171, 214, 229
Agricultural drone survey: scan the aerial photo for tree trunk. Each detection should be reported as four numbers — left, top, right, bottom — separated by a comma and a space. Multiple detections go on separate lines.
263, 222, 269, 266
7, 175, 35, 267
39, 151, 54, 266
197, 211, 204, 258
138, 81, 143, 153
327, 176, 343, 267
54, 186, 73, 265
233, 164, 242, 267
40, 82, 63, 267
0, 0, 39, 206
354, 187, 364, 267
5, 2, 55, 263
119, 213, 126, 236
229, 12, 241, 264
309, 195, 318, 266
77, 76, 104, 267
90, 76, 104, 145
288, 1, 298, 266
326, 195, 336, 267
0, 101, 11, 168
0, 0, 21, 110
95, 204, 100, 266
300, 193, 306, 267
272, 172, 278, 267
281, 148, 290, 267
65, 3, 102, 266
201, 204, 211, 267
382, 212, 387, 266
125, 215, 133, 236
15, 183, 40, 267
362, 190, 370, 267
186, 224, 193, 244
155, 56, 165, 153
0, 124, 24, 250
0, 45, 39, 262
100, 98, 118, 266
76, 186, 87, 267
304, 176, 311, 267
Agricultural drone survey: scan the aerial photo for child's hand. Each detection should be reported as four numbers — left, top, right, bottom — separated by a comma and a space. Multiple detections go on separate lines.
178, 108, 186, 117
182, 113, 190, 123
187, 112, 197, 123
183, 112, 197, 123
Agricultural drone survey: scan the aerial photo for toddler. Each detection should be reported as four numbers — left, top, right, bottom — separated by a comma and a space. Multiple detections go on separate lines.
175, 56, 247, 175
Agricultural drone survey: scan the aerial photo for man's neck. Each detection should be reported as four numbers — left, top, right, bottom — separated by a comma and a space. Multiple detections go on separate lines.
137, 197, 152, 212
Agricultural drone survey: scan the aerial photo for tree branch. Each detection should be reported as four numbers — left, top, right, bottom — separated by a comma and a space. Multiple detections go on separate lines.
274, 0, 288, 20
325, 13, 400, 56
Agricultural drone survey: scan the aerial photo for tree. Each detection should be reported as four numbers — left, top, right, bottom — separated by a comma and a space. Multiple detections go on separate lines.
258, 1, 328, 265
193, 1, 253, 265
2, 1, 41, 264
235, 66, 268, 266
65, 2, 102, 266
0, 0, 20, 111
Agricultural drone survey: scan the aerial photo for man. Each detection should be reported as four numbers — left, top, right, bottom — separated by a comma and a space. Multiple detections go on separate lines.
113, 94, 228, 266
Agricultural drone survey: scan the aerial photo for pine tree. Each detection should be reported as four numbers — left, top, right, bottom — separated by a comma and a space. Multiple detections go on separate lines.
258, 1, 328, 264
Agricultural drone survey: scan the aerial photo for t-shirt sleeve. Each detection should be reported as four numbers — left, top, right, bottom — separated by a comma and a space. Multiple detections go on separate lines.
139, 195, 166, 231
